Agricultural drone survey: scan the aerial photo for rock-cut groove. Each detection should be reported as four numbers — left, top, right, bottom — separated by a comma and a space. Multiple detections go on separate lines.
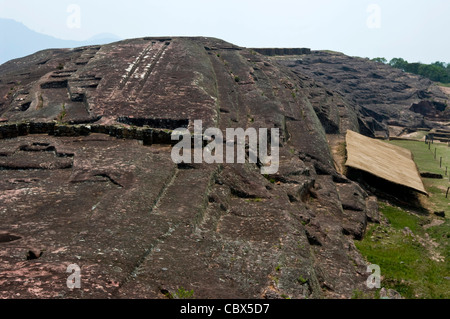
112, 166, 180, 294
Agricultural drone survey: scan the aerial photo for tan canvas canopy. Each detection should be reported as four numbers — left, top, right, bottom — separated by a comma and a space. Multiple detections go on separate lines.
345, 130, 427, 195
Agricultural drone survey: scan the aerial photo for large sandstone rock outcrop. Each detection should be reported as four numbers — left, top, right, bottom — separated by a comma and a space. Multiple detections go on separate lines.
272, 51, 448, 137
0, 37, 428, 299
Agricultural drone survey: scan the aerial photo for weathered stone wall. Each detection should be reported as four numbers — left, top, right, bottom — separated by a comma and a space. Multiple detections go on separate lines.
0, 122, 175, 146
252, 48, 311, 56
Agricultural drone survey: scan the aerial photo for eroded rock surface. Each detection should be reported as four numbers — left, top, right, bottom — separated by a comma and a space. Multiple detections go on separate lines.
273, 51, 449, 137
1, 37, 440, 299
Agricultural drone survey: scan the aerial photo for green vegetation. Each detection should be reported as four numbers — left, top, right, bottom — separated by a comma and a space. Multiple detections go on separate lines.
352, 289, 380, 299
297, 276, 308, 285
355, 139, 449, 299
234, 76, 240, 83
372, 57, 450, 84
371, 57, 387, 64
388, 139, 450, 213
389, 140, 450, 175
7, 85, 17, 97
174, 287, 195, 299
56, 103, 67, 123
380, 203, 424, 232
162, 287, 195, 299
355, 203, 449, 299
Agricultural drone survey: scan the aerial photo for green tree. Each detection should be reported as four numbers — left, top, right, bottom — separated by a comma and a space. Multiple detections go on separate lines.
432, 61, 446, 68
389, 58, 408, 70
389, 57, 450, 84
418, 64, 447, 82
404, 62, 421, 74
372, 57, 387, 64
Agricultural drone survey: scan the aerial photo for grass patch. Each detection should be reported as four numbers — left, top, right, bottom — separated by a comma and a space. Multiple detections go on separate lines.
387, 139, 450, 214
356, 202, 449, 299
380, 203, 424, 233
388, 139, 450, 176
352, 289, 380, 299
424, 183, 450, 213
297, 275, 308, 285
427, 218, 450, 242
356, 138, 450, 298
174, 287, 195, 299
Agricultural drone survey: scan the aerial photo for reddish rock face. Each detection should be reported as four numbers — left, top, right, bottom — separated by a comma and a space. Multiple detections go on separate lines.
276, 51, 449, 135
0, 37, 434, 299
0, 38, 219, 129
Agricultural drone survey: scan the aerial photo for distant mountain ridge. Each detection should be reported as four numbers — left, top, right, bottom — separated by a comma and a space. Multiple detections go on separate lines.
0, 18, 121, 65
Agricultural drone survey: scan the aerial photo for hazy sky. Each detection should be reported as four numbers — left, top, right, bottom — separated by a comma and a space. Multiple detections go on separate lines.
1, 0, 449, 63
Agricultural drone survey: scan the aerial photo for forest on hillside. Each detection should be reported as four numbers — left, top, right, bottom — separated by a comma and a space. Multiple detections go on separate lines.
372, 57, 450, 84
